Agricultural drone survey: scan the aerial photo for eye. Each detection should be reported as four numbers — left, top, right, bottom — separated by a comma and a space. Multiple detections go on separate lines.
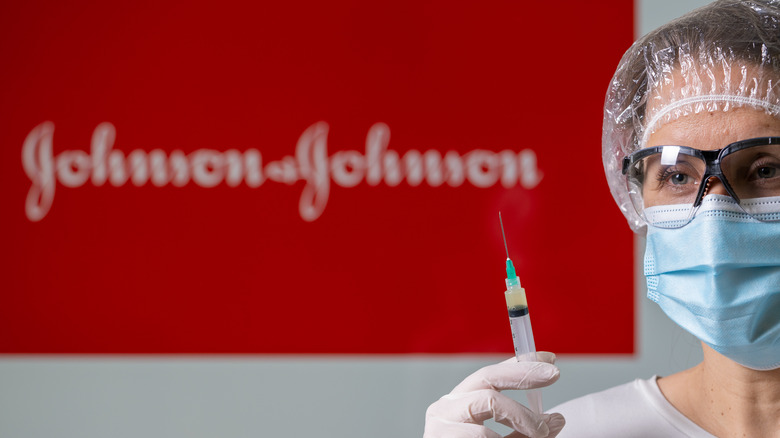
755, 166, 778, 179
669, 173, 691, 185
745, 156, 780, 181
657, 167, 696, 187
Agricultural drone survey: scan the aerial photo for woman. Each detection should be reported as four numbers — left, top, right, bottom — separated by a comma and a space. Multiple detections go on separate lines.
424, 1, 780, 437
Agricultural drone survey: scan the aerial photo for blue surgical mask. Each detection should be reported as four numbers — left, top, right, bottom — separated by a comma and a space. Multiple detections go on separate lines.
644, 195, 780, 370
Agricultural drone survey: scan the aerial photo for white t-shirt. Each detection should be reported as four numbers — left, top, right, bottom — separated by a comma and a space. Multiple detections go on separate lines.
549, 376, 716, 437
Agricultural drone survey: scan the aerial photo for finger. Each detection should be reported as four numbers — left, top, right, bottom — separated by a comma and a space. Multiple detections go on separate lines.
428, 389, 524, 423
429, 389, 552, 438
516, 351, 556, 364
503, 414, 565, 438
423, 418, 503, 438
451, 360, 560, 394
498, 352, 557, 365
544, 413, 566, 437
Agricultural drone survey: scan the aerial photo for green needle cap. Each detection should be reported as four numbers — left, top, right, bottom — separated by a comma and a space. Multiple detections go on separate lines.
506, 258, 519, 287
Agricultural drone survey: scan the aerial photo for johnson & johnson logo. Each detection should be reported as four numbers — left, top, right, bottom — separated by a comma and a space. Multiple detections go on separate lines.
22, 121, 543, 222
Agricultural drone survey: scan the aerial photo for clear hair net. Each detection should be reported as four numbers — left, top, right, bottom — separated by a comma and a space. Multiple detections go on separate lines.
603, 0, 780, 233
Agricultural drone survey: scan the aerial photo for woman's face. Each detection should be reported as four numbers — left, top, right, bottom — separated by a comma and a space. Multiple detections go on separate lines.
641, 107, 780, 207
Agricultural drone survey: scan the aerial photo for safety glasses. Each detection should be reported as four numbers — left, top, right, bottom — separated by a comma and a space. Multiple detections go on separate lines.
622, 137, 780, 228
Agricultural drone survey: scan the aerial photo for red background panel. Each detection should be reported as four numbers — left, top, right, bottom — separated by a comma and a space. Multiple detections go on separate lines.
0, 1, 635, 354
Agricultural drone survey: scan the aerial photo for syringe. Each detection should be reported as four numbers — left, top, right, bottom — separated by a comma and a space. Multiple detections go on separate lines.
499, 212, 543, 415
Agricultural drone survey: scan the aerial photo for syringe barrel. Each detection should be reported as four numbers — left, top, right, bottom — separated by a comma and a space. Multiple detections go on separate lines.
508, 312, 543, 414
508, 311, 537, 360
506, 286, 543, 414
505, 284, 534, 357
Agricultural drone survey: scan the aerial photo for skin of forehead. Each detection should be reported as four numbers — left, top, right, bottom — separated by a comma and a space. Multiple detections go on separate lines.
646, 107, 780, 151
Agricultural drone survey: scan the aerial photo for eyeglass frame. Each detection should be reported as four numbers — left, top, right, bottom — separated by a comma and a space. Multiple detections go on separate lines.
621, 136, 780, 209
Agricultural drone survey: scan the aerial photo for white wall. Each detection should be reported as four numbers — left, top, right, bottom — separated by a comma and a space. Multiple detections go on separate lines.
0, 1, 715, 437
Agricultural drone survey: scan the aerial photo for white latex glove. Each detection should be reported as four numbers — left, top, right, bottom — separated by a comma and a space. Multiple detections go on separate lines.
424, 352, 565, 438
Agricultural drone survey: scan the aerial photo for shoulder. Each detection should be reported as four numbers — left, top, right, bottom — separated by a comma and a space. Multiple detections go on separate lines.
548, 376, 714, 438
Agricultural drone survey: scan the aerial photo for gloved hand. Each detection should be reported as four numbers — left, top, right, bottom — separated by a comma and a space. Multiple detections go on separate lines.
424, 352, 565, 438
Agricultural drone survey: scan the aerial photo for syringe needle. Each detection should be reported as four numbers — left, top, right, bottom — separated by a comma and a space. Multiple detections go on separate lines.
499, 211, 510, 259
